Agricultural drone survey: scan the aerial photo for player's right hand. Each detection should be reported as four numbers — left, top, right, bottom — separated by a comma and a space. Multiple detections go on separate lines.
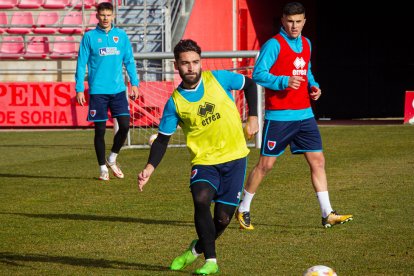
288, 76, 305, 90
76, 92, 86, 106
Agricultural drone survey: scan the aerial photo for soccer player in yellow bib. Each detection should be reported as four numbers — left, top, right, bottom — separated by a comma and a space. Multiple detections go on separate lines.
137, 39, 259, 275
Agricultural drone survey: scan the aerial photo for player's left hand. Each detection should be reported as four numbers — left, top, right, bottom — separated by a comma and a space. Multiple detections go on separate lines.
310, 86, 322, 101
129, 86, 139, 100
244, 116, 259, 140
137, 169, 150, 191
137, 164, 154, 192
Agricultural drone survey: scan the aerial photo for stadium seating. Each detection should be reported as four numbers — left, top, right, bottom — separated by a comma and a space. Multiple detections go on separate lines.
86, 12, 98, 31
96, 0, 121, 5
6, 11, 35, 35
33, 11, 59, 34
0, 12, 8, 34
24, 36, 50, 59
0, 0, 18, 9
58, 11, 83, 34
42, 0, 70, 9
17, 0, 45, 9
0, 36, 25, 59
70, 0, 95, 9
50, 36, 78, 59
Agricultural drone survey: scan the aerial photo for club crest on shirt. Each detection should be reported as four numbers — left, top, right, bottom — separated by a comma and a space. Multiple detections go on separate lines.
267, 140, 277, 151
191, 169, 198, 179
113, 36, 119, 43
90, 110, 97, 117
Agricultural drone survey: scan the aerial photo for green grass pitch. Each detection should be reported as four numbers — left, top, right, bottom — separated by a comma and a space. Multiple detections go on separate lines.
0, 125, 413, 275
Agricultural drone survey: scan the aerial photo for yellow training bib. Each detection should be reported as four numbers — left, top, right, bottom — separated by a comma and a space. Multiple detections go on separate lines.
172, 71, 249, 165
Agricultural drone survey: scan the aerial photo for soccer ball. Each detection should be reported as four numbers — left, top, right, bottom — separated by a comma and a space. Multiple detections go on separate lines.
148, 133, 158, 146
303, 265, 337, 276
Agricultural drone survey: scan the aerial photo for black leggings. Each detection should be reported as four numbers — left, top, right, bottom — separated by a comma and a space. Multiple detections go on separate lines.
191, 182, 236, 259
94, 116, 130, 166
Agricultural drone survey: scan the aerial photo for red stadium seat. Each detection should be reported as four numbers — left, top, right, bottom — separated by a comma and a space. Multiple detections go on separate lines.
24, 36, 50, 59
0, 0, 18, 9
0, 12, 8, 34
17, 0, 45, 9
50, 36, 79, 59
33, 11, 59, 34
0, 36, 25, 59
96, 0, 121, 5
86, 12, 98, 32
42, 0, 70, 9
70, 0, 95, 9
58, 11, 83, 34
6, 11, 35, 35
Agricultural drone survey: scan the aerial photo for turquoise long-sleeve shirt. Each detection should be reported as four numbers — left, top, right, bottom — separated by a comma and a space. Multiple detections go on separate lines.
253, 27, 319, 121
75, 24, 139, 94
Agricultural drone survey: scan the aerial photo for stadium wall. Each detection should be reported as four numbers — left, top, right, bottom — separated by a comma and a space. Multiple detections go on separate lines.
182, 0, 233, 50
182, 0, 412, 120
181, 0, 317, 52
2, 0, 412, 125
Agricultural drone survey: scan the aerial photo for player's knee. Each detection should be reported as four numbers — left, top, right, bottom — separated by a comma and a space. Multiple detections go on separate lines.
312, 162, 325, 173
216, 215, 231, 229
94, 123, 106, 137
257, 162, 274, 175
192, 192, 211, 208
310, 156, 325, 170
117, 123, 129, 134
116, 117, 130, 134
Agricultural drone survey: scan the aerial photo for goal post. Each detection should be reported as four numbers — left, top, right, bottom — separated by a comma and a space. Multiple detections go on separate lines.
124, 50, 263, 149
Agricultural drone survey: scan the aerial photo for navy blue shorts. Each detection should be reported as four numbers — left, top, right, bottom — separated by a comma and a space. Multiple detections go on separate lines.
87, 92, 130, 122
261, 117, 322, 156
190, 157, 247, 206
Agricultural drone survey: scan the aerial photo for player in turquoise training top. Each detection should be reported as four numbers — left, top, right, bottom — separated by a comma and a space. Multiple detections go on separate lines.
236, 2, 353, 230
75, 2, 139, 181
137, 39, 259, 275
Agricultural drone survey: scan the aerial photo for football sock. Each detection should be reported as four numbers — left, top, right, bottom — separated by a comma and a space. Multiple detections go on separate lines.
100, 165, 108, 173
316, 191, 333, 218
238, 190, 255, 212
192, 246, 202, 257
108, 152, 118, 163
206, 258, 217, 263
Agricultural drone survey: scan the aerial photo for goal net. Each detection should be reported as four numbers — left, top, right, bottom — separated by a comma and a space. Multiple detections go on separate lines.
125, 51, 262, 149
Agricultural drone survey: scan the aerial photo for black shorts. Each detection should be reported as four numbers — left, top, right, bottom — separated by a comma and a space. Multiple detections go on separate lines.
87, 91, 129, 122
261, 117, 323, 156
190, 157, 247, 206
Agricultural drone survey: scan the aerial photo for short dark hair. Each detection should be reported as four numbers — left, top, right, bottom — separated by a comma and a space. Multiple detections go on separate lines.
97, 2, 113, 12
173, 39, 202, 61
283, 2, 305, 16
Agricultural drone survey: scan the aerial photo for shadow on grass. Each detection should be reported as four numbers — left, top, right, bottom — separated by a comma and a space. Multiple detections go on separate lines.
0, 252, 174, 272
2, 212, 193, 227
0, 144, 89, 150
0, 173, 87, 180
228, 222, 313, 230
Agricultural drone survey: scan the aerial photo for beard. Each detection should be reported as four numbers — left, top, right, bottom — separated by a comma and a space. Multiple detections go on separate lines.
179, 70, 202, 88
